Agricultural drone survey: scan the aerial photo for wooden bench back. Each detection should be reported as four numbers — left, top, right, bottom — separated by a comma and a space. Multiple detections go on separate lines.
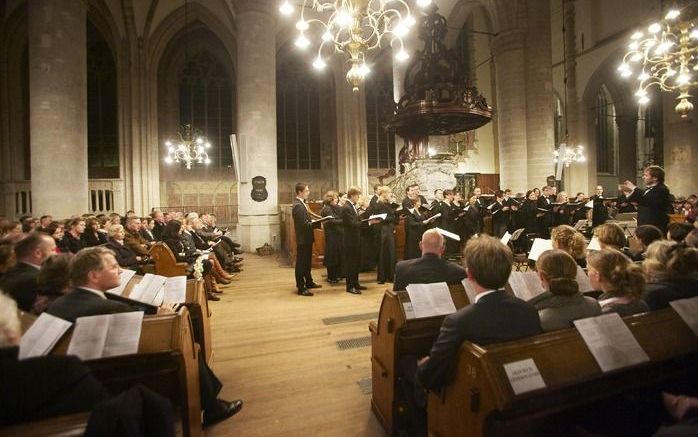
149, 242, 187, 277
427, 308, 698, 437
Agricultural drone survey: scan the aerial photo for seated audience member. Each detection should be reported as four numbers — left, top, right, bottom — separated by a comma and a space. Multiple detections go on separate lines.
551, 225, 588, 267
81, 217, 107, 248
123, 217, 150, 257
417, 235, 542, 392
140, 217, 156, 242
643, 240, 698, 311
37, 215, 52, 232
654, 392, 698, 436
527, 250, 601, 331
0, 233, 56, 311
687, 228, 698, 248
392, 229, 466, 291
104, 224, 140, 271
33, 253, 72, 315
667, 222, 693, 243
1, 220, 22, 238
594, 223, 627, 251
62, 218, 85, 254
46, 246, 243, 428
0, 293, 110, 426
151, 210, 166, 240
0, 242, 15, 279
587, 249, 649, 316
631, 225, 665, 261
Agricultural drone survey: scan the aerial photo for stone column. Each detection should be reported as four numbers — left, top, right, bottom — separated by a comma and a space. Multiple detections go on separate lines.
491, 29, 528, 193
663, 96, 698, 197
334, 58, 369, 193
28, 0, 88, 217
236, 0, 280, 250
524, 0, 555, 189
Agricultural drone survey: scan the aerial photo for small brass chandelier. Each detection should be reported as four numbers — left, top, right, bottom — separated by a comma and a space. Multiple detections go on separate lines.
164, 124, 211, 169
279, 0, 434, 92
618, 5, 698, 117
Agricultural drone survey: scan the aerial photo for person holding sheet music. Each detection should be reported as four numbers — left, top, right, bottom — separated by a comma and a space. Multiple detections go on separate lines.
401, 183, 429, 212
621, 165, 672, 232
320, 191, 344, 284
490, 190, 509, 238
342, 186, 375, 295
439, 190, 460, 256
536, 186, 554, 239
404, 198, 431, 260
527, 250, 601, 332
372, 186, 398, 285
503, 189, 520, 232
587, 248, 648, 316
590, 185, 611, 227
521, 190, 539, 237
293, 183, 323, 297
553, 192, 574, 226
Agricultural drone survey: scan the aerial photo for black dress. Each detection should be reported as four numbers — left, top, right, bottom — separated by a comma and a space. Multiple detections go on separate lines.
81, 231, 107, 248
404, 208, 427, 260
62, 233, 84, 254
104, 238, 139, 271
321, 204, 344, 281
521, 200, 539, 236
374, 201, 397, 283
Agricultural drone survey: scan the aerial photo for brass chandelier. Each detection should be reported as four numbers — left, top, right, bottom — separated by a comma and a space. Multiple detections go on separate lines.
279, 0, 434, 92
164, 124, 211, 169
618, 5, 698, 117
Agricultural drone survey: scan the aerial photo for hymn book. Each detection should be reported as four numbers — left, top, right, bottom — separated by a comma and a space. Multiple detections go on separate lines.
405, 282, 457, 319
576, 266, 594, 293
19, 313, 72, 360
434, 227, 461, 241
587, 236, 602, 251
67, 312, 144, 361
363, 213, 387, 223
311, 216, 333, 224
501, 231, 512, 245
507, 271, 546, 301
528, 238, 553, 261
423, 212, 441, 223
129, 273, 167, 305
461, 278, 478, 304
162, 276, 187, 304
573, 313, 649, 372
670, 297, 698, 336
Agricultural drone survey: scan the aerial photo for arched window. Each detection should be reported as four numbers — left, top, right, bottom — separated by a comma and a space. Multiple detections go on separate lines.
594, 84, 618, 174
178, 50, 235, 168
87, 20, 119, 179
365, 76, 395, 169
554, 94, 564, 145
276, 60, 322, 170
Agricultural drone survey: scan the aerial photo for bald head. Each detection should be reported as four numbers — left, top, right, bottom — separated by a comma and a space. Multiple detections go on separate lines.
420, 229, 445, 256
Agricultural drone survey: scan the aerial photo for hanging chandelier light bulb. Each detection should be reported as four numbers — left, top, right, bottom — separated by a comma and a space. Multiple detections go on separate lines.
279, 0, 431, 91
619, 5, 698, 117
164, 124, 212, 169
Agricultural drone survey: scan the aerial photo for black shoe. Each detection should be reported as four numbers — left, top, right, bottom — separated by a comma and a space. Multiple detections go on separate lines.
207, 292, 220, 301
307, 283, 322, 289
298, 289, 314, 296
356, 285, 368, 290
346, 288, 362, 295
203, 399, 243, 428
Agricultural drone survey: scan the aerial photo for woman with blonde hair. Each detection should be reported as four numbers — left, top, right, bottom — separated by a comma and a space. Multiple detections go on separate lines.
587, 249, 648, 316
594, 223, 627, 251
551, 225, 587, 267
643, 241, 698, 310
528, 250, 600, 331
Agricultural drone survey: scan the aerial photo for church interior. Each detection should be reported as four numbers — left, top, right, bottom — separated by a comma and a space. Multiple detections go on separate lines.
1, 0, 697, 436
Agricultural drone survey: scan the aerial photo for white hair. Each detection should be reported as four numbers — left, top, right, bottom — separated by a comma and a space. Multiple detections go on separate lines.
0, 292, 20, 347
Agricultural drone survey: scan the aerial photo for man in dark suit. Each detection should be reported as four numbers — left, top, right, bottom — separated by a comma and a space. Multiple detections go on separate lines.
0, 232, 56, 311
590, 185, 610, 227
401, 183, 429, 211
293, 183, 322, 296
151, 210, 166, 241
393, 230, 465, 291
416, 235, 542, 391
124, 217, 151, 257
341, 186, 375, 295
45, 246, 243, 428
623, 165, 672, 232
537, 185, 554, 238
490, 190, 509, 238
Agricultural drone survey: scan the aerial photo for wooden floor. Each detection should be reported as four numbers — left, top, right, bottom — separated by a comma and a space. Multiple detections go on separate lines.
207, 253, 388, 437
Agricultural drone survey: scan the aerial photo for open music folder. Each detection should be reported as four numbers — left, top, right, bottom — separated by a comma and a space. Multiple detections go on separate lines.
574, 313, 649, 372
66, 311, 145, 361
19, 313, 72, 360
405, 282, 457, 319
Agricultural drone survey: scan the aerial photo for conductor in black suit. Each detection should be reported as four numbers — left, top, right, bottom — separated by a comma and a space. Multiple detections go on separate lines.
393, 229, 465, 291
292, 183, 322, 297
622, 165, 672, 232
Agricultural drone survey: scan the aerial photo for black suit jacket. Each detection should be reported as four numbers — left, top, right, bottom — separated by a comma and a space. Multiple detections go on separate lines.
393, 253, 466, 291
0, 262, 40, 312
341, 201, 363, 248
293, 198, 315, 246
47, 288, 133, 323
418, 290, 541, 391
627, 183, 671, 231
104, 239, 139, 269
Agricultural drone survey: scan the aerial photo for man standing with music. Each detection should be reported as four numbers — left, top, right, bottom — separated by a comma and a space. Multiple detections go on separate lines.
293, 183, 323, 297
621, 165, 672, 232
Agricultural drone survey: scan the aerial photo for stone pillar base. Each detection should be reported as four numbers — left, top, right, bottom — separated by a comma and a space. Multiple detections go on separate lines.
236, 213, 281, 252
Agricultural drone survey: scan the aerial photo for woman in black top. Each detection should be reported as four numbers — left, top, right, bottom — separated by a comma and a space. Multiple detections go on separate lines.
104, 224, 140, 271
320, 191, 344, 283
520, 190, 539, 236
62, 218, 85, 254
81, 217, 107, 247
404, 198, 428, 260
374, 187, 397, 284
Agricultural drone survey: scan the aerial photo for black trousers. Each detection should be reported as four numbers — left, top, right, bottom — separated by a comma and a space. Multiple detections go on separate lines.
344, 244, 361, 290
295, 243, 314, 290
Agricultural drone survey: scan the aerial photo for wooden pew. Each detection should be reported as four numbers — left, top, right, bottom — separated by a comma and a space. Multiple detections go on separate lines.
149, 242, 188, 277
369, 284, 470, 435
427, 308, 698, 437
7, 308, 203, 437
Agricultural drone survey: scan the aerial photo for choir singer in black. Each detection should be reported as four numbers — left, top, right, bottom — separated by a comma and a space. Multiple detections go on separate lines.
293, 183, 323, 297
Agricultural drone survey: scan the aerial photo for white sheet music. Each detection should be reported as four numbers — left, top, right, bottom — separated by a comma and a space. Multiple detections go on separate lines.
461, 278, 478, 304
576, 266, 594, 293
163, 276, 187, 304
508, 271, 545, 301
528, 238, 553, 261
130, 273, 167, 304
102, 312, 144, 358
406, 282, 457, 319
368, 213, 387, 221
670, 297, 698, 336
434, 227, 461, 241
106, 269, 137, 296
67, 312, 144, 360
19, 313, 72, 360
587, 236, 602, 251
585, 200, 594, 208
501, 231, 512, 245
574, 313, 649, 372
424, 212, 441, 223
